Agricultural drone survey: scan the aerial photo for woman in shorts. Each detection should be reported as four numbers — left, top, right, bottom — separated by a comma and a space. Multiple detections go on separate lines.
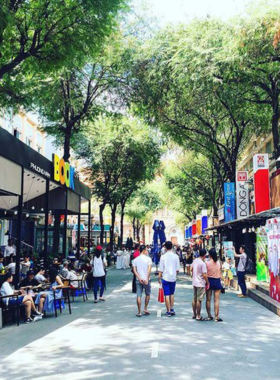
205, 248, 223, 322
0, 273, 42, 323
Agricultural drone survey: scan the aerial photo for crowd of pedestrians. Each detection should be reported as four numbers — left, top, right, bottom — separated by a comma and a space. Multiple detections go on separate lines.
131, 241, 249, 322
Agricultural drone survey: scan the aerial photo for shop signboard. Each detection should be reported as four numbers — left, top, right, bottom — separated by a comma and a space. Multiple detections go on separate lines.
267, 227, 280, 303
53, 154, 75, 190
201, 210, 208, 234
271, 169, 280, 208
236, 171, 250, 219
224, 183, 236, 222
253, 154, 270, 213
223, 241, 236, 276
256, 227, 269, 282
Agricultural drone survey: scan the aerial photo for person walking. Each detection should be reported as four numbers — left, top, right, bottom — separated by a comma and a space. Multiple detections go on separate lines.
191, 248, 209, 321
234, 245, 247, 298
205, 248, 223, 322
92, 247, 107, 303
132, 245, 152, 317
158, 241, 180, 317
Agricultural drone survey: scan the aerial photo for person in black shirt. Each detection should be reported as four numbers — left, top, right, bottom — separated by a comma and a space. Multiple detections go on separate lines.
20, 270, 40, 289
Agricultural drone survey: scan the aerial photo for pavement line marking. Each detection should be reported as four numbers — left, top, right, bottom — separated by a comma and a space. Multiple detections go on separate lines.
151, 342, 159, 358
157, 309, 162, 318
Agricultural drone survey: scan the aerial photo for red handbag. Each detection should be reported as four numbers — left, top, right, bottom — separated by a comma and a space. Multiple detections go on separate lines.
158, 285, 164, 303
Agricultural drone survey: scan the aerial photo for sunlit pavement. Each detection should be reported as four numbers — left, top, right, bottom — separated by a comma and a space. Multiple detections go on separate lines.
1, 268, 280, 380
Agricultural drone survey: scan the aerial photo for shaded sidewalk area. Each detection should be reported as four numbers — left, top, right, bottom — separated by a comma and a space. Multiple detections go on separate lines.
1, 269, 280, 380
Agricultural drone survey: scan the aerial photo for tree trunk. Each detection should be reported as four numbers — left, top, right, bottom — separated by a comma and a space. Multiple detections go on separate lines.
136, 219, 140, 242
99, 203, 105, 245
120, 202, 125, 248
63, 127, 72, 162
110, 203, 117, 252
53, 212, 61, 254
132, 217, 136, 241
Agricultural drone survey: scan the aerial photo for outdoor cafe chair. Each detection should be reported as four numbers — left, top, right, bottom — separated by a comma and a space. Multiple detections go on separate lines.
0, 294, 22, 326
69, 273, 88, 302
53, 284, 72, 318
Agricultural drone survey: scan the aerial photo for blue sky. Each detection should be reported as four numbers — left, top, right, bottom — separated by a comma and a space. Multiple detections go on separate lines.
134, 0, 250, 24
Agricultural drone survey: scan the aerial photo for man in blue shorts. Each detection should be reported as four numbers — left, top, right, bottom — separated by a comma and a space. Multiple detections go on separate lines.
158, 241, 180, 317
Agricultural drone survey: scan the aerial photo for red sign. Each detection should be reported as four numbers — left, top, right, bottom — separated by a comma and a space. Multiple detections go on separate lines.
237, 171, 248, 182
253, 154, 270, 213
192, 220, 197, 236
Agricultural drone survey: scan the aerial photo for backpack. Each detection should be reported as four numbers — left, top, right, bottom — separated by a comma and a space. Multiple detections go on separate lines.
245, 256, 254, 274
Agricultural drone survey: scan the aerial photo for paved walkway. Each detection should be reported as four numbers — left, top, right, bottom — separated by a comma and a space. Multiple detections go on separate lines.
1, 268, 280, 380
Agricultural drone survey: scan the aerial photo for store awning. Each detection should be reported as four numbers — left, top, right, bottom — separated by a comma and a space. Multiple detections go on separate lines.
207, 207, 280, 231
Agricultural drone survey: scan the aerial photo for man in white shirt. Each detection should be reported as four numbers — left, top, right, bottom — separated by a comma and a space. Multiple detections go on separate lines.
133, 245, 152, 317
158, 241, 180, 317
35, 268, 47, 284
4, 239, 16, 259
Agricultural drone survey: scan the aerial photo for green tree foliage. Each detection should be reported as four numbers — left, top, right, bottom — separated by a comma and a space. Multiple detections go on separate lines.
76, 115, 161, 245
0, 0, 128, 107
127, 20, 269, 186
163, 152, 219, 220
126, 185, 162, 241
232, 1, 280, 160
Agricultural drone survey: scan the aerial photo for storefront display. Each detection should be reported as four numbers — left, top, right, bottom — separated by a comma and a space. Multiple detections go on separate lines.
256, 227, 269, 282
266, 218, 280, 303
223, 241, 236, 276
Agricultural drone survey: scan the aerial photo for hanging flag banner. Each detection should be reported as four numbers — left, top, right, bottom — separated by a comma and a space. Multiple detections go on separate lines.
224, 183, 236, 222
192, 220, 197, 236
196, 215, 202, 236
201, 210, 208, 234
253, 154, 270, 213
188, 223, 192, 238
236, 171, 250, 219
185, 225, 189, 239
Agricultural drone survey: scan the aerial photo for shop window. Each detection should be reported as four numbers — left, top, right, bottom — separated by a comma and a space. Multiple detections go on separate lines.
13, 129, 21, 139
26, 138, 32, 147
266, 141, 272, 154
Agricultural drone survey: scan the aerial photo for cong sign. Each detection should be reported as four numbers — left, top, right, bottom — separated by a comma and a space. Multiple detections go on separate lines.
236, 171, 249, 219
53, 154, 75, 190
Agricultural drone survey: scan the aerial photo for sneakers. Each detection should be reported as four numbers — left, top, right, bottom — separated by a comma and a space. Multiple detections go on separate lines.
25, 318, 33, 324
170, 309, 176, 316
33, 315, 42, 322
165, 312, 172, 317
33, 309, 43, 316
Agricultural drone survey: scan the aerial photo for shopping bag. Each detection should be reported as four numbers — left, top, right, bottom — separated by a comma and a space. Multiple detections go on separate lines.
158, 285, 164, 303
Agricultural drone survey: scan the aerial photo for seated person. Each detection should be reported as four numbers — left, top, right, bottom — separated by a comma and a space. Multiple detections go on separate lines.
35, 268, 47, 284
35, 268, 64, 314
59, 261, 69, 278
66, 263, 79, 288
1, 273, 42, 323
20, 270, 40, 291
0, 254, 5, 273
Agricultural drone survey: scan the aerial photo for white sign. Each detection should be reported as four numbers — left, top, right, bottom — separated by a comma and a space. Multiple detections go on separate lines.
253, 154, 269, 172
236, 171, 250, 219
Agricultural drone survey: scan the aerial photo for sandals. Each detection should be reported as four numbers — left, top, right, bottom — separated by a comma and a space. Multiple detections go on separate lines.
205, 317, 213, 321
196, 317, 206, 321
215, 317, 223, 322
136, 313, 142, 317
143, 310, 150, 315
